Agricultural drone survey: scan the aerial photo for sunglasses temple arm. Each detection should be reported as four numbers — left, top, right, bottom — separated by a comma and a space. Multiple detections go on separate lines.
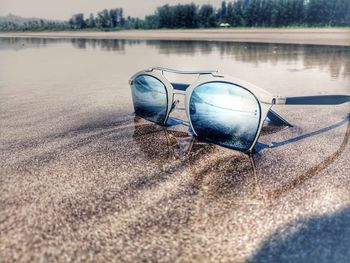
274, 95, 350, 105
269, 94, 350, 127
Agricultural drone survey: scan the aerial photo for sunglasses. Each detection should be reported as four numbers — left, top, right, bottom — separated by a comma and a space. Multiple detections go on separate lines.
129, 67, 350, 153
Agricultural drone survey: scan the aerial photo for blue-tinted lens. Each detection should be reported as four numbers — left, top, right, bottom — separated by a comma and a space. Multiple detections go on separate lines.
131, 75, 168, 124
189, 82, 261, 151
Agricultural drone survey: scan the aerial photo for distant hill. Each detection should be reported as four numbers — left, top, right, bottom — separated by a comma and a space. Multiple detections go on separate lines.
0, 14, 61, 24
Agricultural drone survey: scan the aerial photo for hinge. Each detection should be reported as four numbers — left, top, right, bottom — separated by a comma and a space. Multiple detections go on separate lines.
274, 96, 287, 105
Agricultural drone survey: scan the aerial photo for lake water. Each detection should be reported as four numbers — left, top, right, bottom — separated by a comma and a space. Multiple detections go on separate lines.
1, 37, 350, 262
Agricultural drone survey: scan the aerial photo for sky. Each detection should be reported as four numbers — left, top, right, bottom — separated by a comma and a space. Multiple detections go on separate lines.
0, 0, 222, 20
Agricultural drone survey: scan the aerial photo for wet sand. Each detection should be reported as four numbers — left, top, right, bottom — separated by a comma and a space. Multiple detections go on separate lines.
0, 38, 350, 262
1, 28, 350, 46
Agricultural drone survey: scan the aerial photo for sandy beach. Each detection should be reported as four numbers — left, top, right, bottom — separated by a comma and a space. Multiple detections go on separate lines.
1, 28, 350, 46
0, 37, 350, 262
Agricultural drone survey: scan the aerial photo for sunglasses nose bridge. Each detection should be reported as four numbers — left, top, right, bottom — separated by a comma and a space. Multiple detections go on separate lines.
167, 93, 190, 126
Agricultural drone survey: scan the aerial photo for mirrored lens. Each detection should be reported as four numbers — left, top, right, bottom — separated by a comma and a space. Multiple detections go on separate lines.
189, 82, 261, 151
131, 75, 168, 124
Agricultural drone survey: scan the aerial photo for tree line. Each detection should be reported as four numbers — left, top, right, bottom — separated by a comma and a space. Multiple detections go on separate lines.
153, 0, 349, 28
0, 0, 349, 32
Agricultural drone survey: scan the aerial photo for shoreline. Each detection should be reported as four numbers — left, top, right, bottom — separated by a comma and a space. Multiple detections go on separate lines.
1, 28, 350, 46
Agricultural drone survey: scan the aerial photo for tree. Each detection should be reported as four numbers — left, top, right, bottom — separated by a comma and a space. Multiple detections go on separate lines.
219, 1, 228, 22
119, 9, 125, 27
69, 13, 86, 29
109, 8, 119, 27
198, 4, 217, 28
96, 9, 111, 28
86, 13, 96, 28
230, 0, 245, 26
144, 15, 159, 29
157, 5, 172, 28
306, 0, 336, 26
333, 0, 350, 26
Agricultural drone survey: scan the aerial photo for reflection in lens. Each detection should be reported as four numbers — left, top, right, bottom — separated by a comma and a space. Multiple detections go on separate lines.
189, 82, 261, 151
131, 75, 168, 124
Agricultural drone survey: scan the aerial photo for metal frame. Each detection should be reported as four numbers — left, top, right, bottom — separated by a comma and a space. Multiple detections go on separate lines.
129, 66, 350, 153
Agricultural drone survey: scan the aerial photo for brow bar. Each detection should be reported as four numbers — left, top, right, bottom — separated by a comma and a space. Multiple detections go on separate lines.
149, 66, 218, 75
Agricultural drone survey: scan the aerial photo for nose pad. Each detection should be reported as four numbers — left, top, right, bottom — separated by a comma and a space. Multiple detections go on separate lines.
170, 99, 180, 113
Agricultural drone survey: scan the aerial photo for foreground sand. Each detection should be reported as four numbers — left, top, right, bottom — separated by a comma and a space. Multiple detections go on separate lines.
1, 28, 350, 46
